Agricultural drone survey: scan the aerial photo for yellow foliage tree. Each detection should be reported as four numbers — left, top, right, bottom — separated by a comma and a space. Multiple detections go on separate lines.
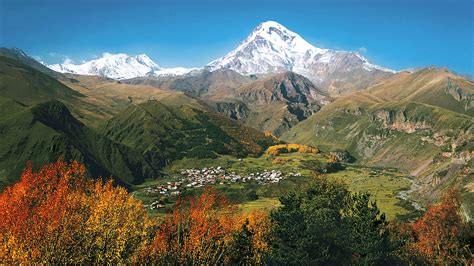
266, 143, 319, 156
0, 160, 154, 264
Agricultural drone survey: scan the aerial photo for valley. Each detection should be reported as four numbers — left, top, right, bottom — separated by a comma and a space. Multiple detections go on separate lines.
2, 0, 474, 259
0, 9, 472, 262
133, 152, 417, 221
0, 35, 472, 223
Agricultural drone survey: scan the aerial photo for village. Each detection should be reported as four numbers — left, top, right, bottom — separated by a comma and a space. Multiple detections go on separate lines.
144, 166, 302, 209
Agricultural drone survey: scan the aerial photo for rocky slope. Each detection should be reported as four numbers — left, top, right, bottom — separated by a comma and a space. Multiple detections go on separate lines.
283, 67, 473, 210
207, 71, 331, 135
126, 69, 331, 136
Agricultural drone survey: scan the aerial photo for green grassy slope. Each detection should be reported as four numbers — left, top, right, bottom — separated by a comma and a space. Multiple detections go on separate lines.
0, 55, 83, 105
0, 98, 160, 189
283, 68, 473, 170
99, 100, 276, 169
0, 55, 276, 190
283, 67, 473, 211
0, 48, 63, 78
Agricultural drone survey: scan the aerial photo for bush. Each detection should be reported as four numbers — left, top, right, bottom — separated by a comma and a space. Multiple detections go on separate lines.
247, 190, 259, 201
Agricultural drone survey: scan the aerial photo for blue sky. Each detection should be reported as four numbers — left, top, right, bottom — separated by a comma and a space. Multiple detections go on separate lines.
0, 0, 473, 74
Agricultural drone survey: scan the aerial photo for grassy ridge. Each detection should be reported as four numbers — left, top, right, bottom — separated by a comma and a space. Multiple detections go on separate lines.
0, 54, 275, 190
283, 68, 473, 170
282, 68, 473, 214
100, 100, 275, 169
0, 98, 161, 189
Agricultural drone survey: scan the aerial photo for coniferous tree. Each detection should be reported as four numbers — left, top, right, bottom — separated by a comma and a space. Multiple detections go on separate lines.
268, 178, 394, 265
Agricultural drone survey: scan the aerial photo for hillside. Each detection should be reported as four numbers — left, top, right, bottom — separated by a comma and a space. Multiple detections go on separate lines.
125, 69, 252, 98
126, 70, 331, 136
366, 67, 473, 116
0, 48, 63, 78
99, 100, 275, 168
283, 67, 473, 206
0, 55, 83, 105
0, 55, 275, 190
0, 97, 160, 189
207, 71, 331, 135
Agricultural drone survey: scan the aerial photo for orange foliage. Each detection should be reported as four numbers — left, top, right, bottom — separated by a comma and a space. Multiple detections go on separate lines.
237, 211, 271, 263
141, 187, 238, 263
0, 160, 152, 264
140, 188, 271, 264
411, 189, 471, 264
0, 161, 88, 263
266, 143, 318, 156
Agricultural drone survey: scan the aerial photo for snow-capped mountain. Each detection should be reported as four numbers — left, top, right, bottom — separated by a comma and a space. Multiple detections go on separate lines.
207, 21, 326, 75
48, 53, 197, 80
45, 21, 395, 93
207, 21, 395, 94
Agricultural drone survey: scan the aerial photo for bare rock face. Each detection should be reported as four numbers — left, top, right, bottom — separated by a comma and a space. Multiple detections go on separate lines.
222, 71, 331, 135
331, 150, 356, 163
445, 77, 473, 110
372, 109, 431, 133
211, 101, 249, 120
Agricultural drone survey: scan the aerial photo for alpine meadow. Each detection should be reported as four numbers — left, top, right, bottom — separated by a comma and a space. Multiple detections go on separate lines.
0, 0, 472, 264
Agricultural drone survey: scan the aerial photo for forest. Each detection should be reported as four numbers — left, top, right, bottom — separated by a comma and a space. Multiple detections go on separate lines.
0, 160, 471, 264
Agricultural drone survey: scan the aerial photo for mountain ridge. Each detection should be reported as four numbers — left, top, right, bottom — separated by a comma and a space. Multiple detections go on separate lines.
38, 20, 396, 95
48, 52, 199, 80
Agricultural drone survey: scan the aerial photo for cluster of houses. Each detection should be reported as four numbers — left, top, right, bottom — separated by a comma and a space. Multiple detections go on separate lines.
178, 166, 291, 186
143, 167, 302, 209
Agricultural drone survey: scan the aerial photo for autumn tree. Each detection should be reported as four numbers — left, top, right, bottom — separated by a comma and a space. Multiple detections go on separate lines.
266, 143, 318, 156
80, 179, 154, 263
141, 188, 271, 264
0, 160, 153, 264
410, 189, 472, 264
141, 187, 239, 264
229, 211, 271, 264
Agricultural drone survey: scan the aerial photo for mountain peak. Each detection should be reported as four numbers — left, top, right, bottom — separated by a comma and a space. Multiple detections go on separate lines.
254, 21, 291, 35
207, 21, 327, 75
247, 21, 322, 55
48, 53, 161, 80
207, 21, 395, 92
47, 52, 199, 80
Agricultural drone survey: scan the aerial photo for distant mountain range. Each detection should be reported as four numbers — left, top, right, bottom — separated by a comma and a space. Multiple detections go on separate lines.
45, 21, 394, 95
0, 19, 472, 214
48, 53, 199, 80
0, 52, 275, 189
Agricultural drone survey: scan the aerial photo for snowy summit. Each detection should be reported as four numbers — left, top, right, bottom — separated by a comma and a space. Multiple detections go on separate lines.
46, 21, 394, 82
207, 21, 395, 80
48, 53, 197, 80
207, 21, 328, 75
